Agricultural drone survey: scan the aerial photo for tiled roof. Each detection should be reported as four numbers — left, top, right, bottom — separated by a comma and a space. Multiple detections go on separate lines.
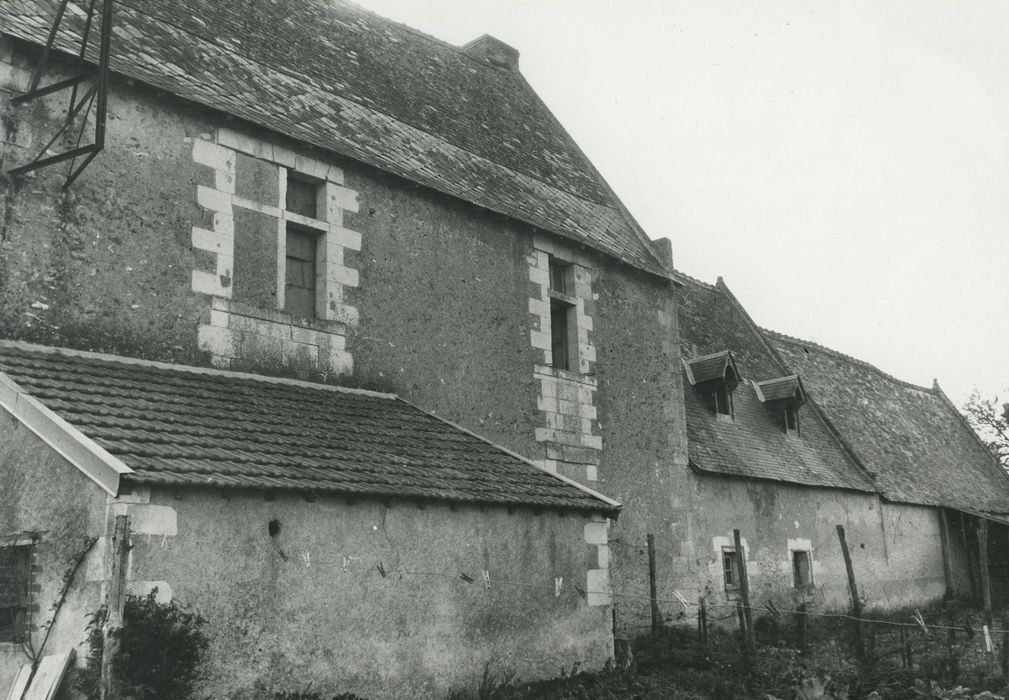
0, 343, 617, 514
755, 376, 804, 404
676, 275, 876, 492
1, 0, 665, 277
768, 331, 1009, 514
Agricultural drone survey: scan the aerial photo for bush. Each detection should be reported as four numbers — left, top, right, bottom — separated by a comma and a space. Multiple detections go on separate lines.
76, 590, 208, 699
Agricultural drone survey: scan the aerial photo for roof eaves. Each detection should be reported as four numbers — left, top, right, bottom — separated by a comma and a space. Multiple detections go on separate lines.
396, 397, 622, 516
507, 70, 669, 280
0, 370, 132, 496
0, 339, 397, 399
688, 457, 877, 495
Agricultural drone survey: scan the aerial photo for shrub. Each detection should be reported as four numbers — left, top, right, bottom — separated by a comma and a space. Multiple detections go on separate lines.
76, 590, 208, 699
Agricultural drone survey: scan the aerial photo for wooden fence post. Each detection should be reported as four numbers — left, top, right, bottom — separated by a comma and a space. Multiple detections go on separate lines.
836, 524, 864, 662
977, 519, 994, 672
100, 514, 130, 700
797, 603, 807, 656
733, 529, 755, 657
698, 600, 708, 648
647, 534, 660, 636
938, 508, 955, 601
1001, 613, 1009, 679
646, 533, 660, 663
977, 519, 992, 628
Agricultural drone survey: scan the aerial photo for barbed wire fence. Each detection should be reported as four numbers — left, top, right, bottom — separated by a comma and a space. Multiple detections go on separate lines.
611, 522, 1009, 689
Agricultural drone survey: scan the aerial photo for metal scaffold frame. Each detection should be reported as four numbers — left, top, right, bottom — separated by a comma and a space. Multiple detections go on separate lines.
6, 0, 114, 189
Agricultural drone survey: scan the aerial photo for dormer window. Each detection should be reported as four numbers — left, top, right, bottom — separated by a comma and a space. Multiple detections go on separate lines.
754, 375, 807, 435
683, 350, 740, 419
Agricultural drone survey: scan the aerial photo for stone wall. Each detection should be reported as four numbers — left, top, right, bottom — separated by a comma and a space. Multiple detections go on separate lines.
128, 487, 613, 699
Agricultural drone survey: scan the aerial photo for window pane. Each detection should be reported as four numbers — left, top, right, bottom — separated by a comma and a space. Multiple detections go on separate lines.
722, 549, 737, 588
549, 258, 568, 295
286, 176, 319, 218
286, 228, 317, 261
285, 227, 317, 318
550, 300, 571, 371
0, 547, 29, 643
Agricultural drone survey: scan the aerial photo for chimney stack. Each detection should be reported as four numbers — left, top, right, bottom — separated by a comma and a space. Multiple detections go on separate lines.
463, 34, 520, 71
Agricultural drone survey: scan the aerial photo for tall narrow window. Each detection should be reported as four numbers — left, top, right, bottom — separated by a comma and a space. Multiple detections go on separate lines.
550, 300, 572, 371
284, 226, 318, 319
0, 546, 29, 643
283, 173, 323, 319
792, 550, 812, 588
547, 256, 575, 371
722, 548, 739, 590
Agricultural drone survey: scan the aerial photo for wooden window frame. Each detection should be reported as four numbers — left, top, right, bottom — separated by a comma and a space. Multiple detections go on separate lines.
722, 547, 739, 590
0, 545, 31, 644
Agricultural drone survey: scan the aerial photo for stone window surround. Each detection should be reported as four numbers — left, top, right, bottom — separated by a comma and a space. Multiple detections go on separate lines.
528, 234, 601, 482
191, 129, 361, 375
711, 534, 749, 597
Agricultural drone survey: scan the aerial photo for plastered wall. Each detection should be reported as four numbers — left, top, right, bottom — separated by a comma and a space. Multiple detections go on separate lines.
0, 417, 107, 691
126, 488, 612, 699
654, 474, 956, 632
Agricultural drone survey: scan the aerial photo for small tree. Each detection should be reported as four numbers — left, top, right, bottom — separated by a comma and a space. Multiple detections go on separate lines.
964, 390, 1009, 474
76, 590, 208, 699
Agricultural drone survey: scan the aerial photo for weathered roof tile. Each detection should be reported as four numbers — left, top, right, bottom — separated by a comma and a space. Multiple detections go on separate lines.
2, 0, 665, 276
0, 343, 617, 514
768, 331, 1009, 514
677, 275, 876, 492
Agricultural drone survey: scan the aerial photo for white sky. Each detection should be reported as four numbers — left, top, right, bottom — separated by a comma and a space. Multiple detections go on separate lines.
352, 0, 1009, 406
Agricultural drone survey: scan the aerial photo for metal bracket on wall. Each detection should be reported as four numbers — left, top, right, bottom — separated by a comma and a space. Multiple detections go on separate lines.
6, 0, 114, 190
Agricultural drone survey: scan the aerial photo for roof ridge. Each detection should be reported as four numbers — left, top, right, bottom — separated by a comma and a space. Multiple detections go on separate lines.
112, 0, 620, 214
764, 329, 934, 394
0, 340, 398, 399
339, 0, 510, 70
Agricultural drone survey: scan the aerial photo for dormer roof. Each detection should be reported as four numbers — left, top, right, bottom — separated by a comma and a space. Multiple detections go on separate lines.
754, 375, 806, 405
683, 350, 740, 387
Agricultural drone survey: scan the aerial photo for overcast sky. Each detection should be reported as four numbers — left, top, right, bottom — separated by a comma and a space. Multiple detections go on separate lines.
353, 0, 1009, 406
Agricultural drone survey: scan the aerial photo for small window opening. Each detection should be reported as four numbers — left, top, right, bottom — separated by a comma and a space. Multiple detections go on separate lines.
714, 383, 733, 416
550, 299, 573, 371
268, 519, 282, 537
792, 550, 812, 588
0, 546, 30, 643
548, 256, 570, 296
722, 548, 739, 590
784, 405, 799, 433
286, 174, 321, 218
284, 225, 318, 318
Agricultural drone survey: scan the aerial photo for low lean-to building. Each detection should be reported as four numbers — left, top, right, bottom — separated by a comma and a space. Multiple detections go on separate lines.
0, 342, 618, 698
667, 273, 1009, 626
